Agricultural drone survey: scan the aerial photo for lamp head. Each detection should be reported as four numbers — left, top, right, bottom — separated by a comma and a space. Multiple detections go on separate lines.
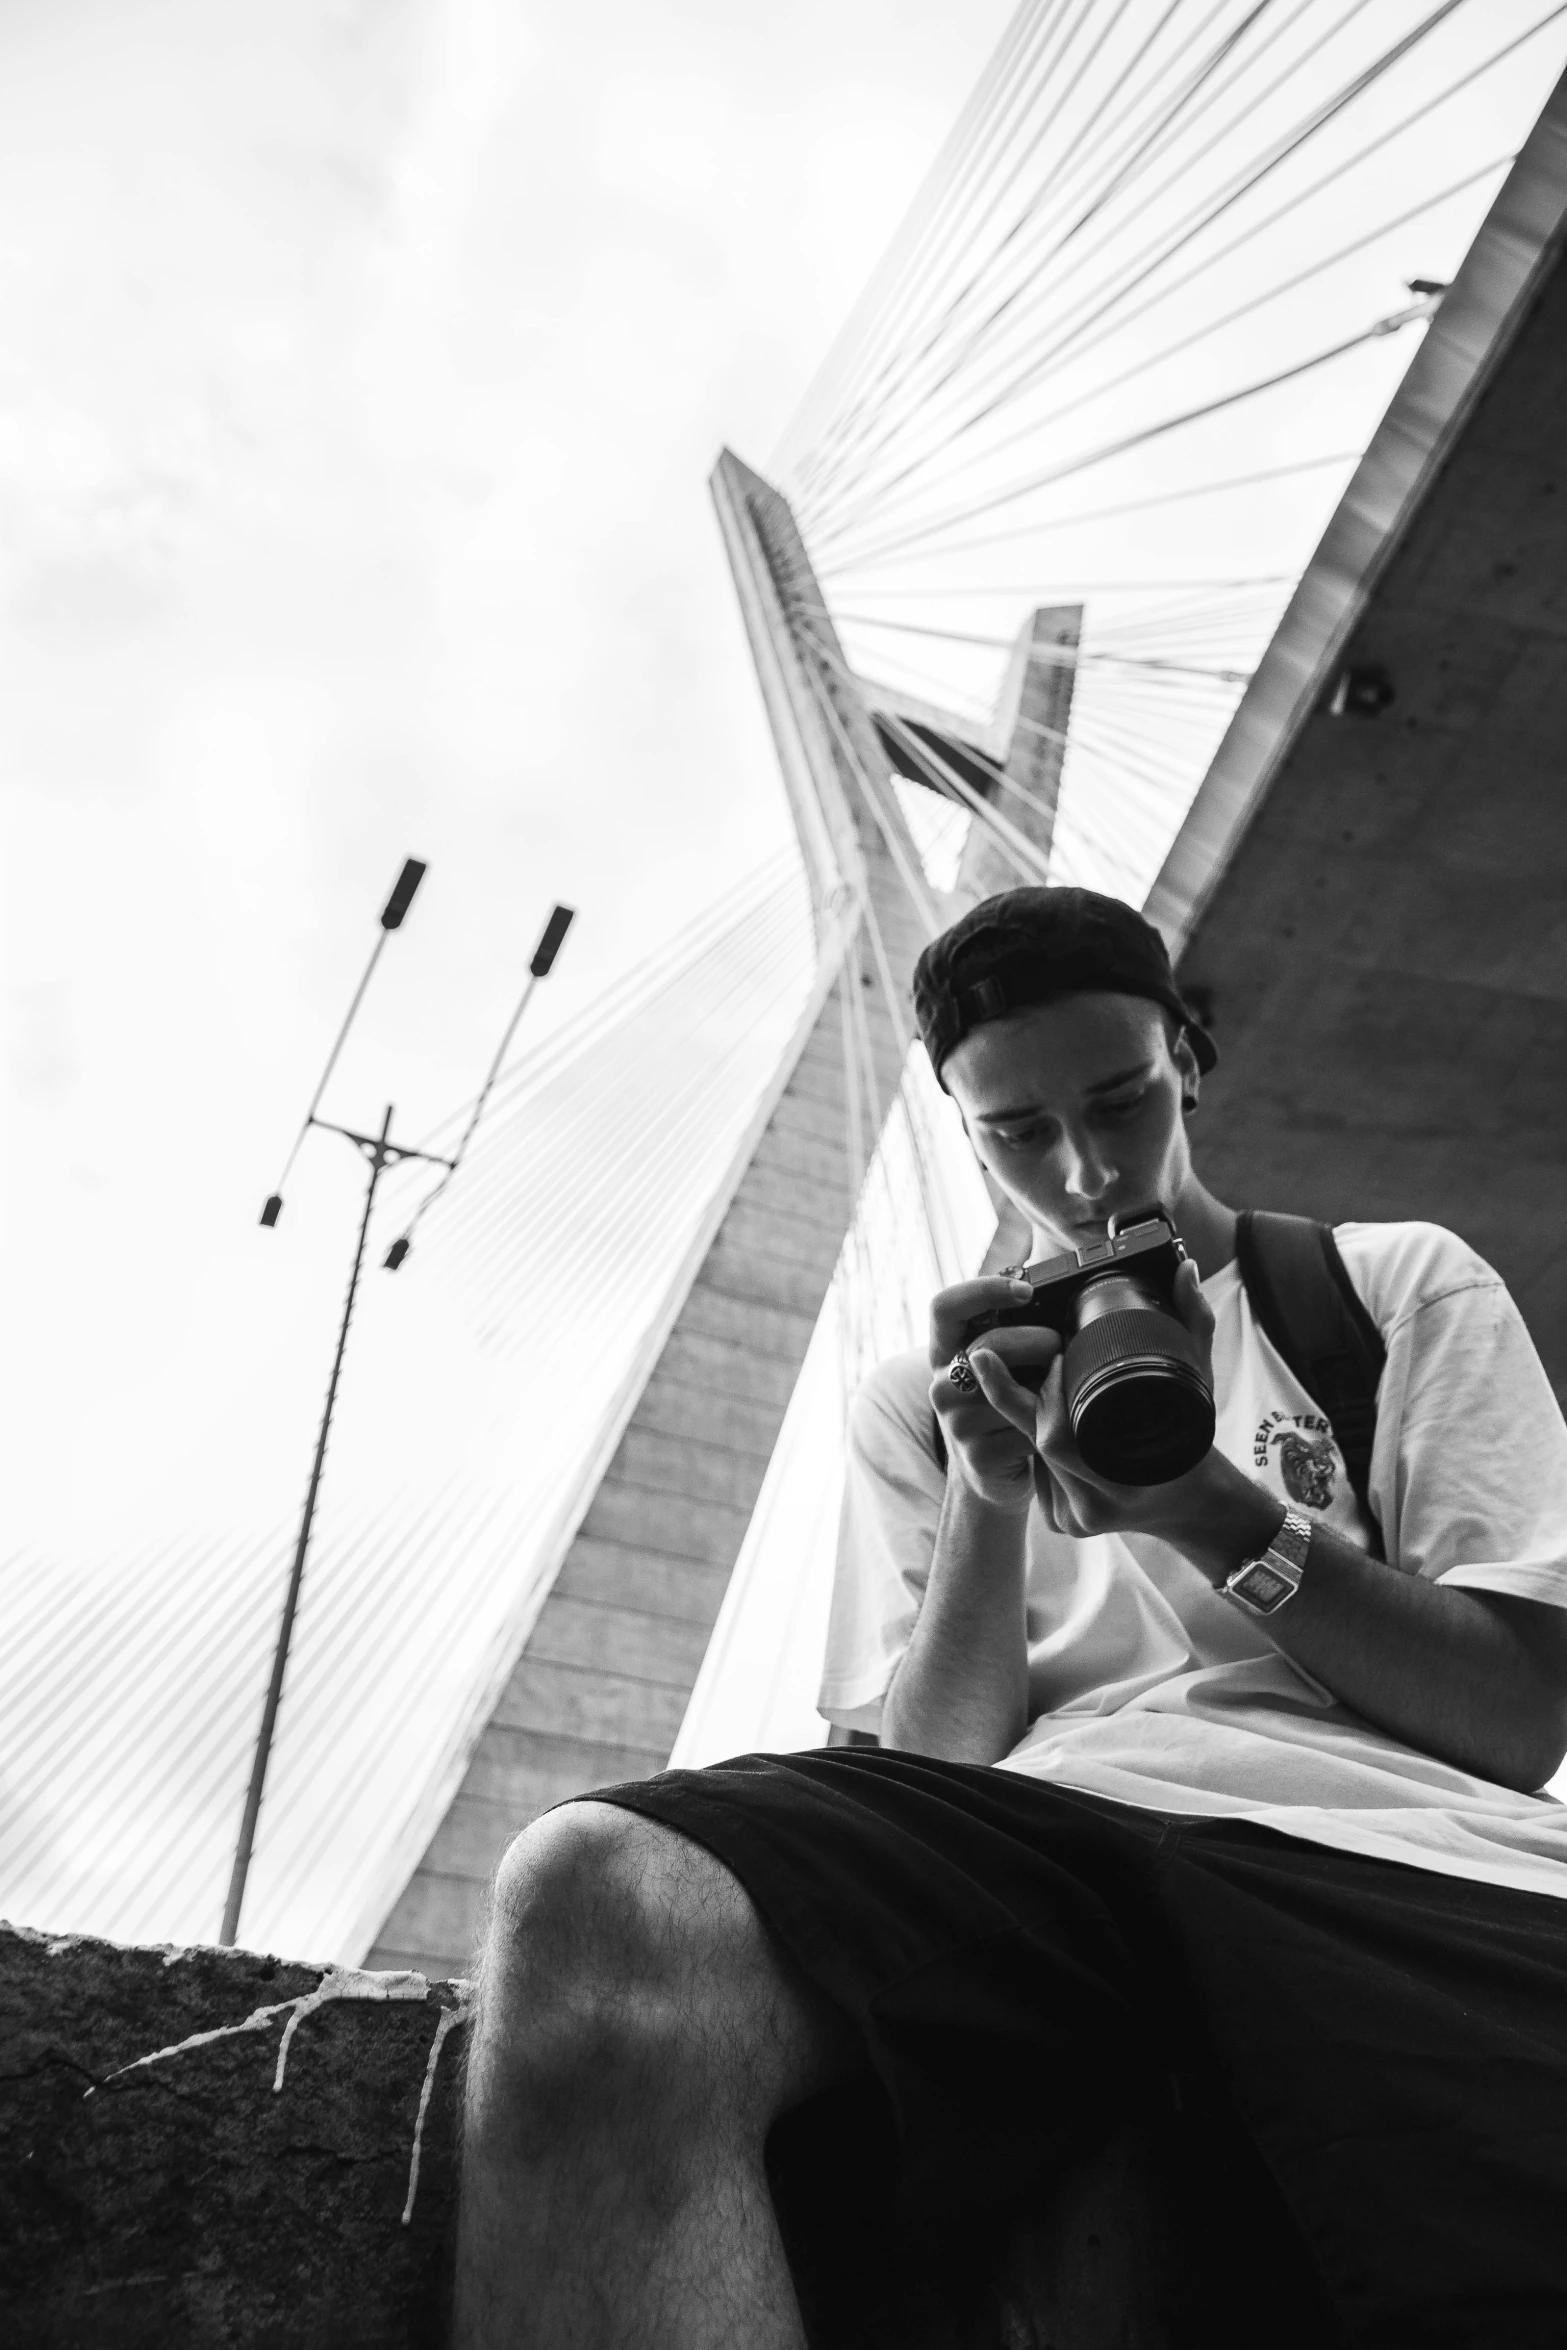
530, 904, 575, 977
380, 859, 427, 932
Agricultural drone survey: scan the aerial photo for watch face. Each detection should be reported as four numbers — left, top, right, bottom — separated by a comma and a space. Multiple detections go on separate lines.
1233, 1561, 1293, 1612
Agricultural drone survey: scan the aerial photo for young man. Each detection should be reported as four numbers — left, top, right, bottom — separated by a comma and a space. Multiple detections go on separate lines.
454, 887, 1567, 2350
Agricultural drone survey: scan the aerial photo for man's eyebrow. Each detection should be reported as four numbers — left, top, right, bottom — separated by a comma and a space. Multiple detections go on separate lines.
1085, 1059, 1157, 1096
975, 1061, 1155, 1125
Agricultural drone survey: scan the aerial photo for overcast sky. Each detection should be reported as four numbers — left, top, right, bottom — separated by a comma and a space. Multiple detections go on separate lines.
0, 0, 1016, 1545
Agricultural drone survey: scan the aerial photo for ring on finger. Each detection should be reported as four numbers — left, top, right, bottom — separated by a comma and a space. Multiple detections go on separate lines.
947, 1349, 979, 1395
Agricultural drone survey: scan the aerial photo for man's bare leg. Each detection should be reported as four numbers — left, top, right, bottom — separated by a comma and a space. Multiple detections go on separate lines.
451, 1797, 863, 2348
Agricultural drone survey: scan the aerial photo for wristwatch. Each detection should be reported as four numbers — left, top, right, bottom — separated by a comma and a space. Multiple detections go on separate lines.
1224, 1508, 1313, 1615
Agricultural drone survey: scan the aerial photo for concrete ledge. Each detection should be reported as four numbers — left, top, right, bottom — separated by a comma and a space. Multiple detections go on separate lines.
1, 1921, 467, 2349
5, 1920, 1318, 2347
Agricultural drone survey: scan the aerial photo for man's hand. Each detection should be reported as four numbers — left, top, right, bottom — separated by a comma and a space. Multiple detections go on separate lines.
959, 1261, 1567, 1791
964, 1259, 1221, 1540
884, 1276, 1058, 1762
929, 1277, 1061, 1514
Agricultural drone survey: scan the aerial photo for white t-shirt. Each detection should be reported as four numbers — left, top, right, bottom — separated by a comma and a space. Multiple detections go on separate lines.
820, 1222, 1567, 1901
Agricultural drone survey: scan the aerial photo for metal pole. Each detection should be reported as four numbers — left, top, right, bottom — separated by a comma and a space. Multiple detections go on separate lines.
220, 1102, 395, 1947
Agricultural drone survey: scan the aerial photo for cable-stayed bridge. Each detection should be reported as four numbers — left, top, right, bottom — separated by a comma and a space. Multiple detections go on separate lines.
5, 1, 1567, 1977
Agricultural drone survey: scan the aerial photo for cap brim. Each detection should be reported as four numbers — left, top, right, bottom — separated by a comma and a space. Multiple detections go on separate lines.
1185, 1018, 1219, 1074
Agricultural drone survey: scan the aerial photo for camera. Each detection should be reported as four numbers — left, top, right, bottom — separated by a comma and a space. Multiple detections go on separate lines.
970, 1207, 1215, 1485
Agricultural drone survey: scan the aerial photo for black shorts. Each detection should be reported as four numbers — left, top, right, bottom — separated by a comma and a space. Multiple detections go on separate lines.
593, 1745, 1567, 2350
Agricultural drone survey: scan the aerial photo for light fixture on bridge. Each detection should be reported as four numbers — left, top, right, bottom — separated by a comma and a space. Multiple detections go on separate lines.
1328, 665, 1395, 718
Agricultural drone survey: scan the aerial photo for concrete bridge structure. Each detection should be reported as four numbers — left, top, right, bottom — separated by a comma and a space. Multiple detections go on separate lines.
368, 76, 1567, 1985
10, 64, 1567, 2350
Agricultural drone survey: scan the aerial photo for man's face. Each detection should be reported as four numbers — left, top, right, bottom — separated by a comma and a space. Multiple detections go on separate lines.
941, 990, 1198, 1256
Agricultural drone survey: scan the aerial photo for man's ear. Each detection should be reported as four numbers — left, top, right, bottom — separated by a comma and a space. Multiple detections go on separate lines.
1172, 1023, 1201, 1115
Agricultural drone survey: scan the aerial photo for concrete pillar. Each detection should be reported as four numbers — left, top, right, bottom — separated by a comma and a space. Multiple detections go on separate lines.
366, 457, 937, 1978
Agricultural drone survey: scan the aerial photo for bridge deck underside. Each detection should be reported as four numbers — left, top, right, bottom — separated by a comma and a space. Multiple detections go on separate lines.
1178, 247, 1567, 1394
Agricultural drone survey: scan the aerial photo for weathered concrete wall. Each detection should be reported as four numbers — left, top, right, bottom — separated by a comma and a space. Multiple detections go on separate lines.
1, 1922, 466, 2349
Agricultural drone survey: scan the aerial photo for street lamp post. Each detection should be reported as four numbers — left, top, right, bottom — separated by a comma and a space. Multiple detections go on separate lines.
219, 1103, 453, 1947
220, 865, 575, 1947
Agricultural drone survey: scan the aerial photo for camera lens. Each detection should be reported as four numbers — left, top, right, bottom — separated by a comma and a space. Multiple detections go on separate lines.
1062, 1274, 1215, 1483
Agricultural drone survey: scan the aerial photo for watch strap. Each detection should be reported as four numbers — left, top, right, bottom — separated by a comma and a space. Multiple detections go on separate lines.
1267, 1508, 1313, 1573
1224, 1508, 1314, 1614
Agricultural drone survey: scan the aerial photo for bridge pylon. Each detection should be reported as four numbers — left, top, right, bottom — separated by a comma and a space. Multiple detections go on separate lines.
366, 454, 1076, 1979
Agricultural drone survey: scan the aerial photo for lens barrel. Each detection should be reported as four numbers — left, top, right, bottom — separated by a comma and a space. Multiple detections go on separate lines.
1062, 1289, 1215, 1484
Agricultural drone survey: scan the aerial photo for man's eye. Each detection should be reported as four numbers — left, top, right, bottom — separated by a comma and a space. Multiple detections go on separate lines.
1097, 1092, 1147, 1120
995, 1120, 1047, 1147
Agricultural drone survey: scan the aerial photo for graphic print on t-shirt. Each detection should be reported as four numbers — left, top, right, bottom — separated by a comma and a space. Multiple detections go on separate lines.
1252, 1409, 1341, 1509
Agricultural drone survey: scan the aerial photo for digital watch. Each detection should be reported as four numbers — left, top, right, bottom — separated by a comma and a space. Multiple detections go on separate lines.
1224, 1507, 1313, 1616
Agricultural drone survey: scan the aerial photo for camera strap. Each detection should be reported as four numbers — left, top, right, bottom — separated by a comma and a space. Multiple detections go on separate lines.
1235, 1210, 1387, 1556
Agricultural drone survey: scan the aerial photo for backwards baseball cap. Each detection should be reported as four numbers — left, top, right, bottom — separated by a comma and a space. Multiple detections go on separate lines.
913, 884, 1217, 1087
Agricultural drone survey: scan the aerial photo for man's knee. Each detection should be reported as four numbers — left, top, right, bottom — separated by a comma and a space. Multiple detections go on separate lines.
472, 1798, 855, 2138
473, 1800, 765, 2116
486, 1798, 753, 2009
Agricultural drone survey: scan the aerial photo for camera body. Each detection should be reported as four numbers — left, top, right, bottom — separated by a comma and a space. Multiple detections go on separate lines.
982, 1207, 1189, 1342
970, 1207, 1215, 1485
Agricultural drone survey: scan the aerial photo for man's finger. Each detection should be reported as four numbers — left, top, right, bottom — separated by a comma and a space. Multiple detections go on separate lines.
966, 1344, 1038, 1438
975, 1324, 1060, 1373
1030, 1351, 1072, 1457
1172, 1256, 1215, 1342
929, 1275, 1034, 1365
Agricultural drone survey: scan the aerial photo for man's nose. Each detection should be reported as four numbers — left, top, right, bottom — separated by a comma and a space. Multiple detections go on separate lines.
1060, 1129, 1116, 1203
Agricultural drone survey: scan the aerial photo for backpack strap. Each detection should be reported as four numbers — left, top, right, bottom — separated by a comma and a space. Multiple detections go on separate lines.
1234, 1210, 1386, 1549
